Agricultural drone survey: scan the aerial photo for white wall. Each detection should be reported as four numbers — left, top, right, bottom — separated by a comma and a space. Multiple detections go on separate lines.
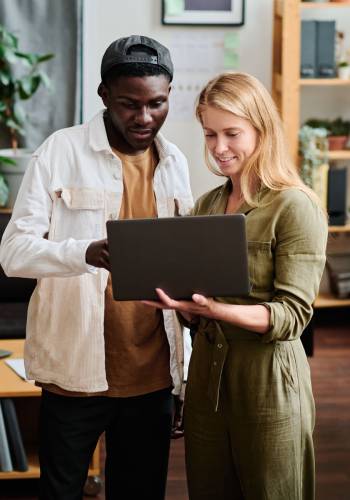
82, 1, 350, 199
83, 0, 273, 199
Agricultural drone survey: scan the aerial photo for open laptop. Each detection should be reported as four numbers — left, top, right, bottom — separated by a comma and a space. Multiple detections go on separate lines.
106, 214, 250, 301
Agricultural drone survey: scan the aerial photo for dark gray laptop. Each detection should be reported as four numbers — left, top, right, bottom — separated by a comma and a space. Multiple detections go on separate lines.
106, 214, 249, 301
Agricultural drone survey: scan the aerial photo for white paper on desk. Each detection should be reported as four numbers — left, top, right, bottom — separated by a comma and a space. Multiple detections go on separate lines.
5, 358, 34, 383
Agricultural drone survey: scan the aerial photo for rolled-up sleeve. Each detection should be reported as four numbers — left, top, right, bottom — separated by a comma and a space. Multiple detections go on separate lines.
261, 193, 328, 342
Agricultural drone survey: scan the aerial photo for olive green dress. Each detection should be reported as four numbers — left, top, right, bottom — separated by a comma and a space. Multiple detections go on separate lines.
184, 181, 328, 500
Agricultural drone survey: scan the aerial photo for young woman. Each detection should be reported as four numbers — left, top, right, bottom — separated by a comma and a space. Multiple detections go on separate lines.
144, 72, 328, 500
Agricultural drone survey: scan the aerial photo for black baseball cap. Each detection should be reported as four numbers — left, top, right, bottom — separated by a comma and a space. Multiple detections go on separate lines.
100, 35, 174, 81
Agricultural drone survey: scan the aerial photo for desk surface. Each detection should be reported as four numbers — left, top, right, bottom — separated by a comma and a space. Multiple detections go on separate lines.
0, 339, 41, 397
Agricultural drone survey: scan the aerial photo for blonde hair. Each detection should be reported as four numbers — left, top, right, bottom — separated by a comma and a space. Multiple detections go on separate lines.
196, 72, 319, 207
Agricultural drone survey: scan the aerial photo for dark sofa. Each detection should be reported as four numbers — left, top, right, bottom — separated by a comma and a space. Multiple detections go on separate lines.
0, 213, 36, 339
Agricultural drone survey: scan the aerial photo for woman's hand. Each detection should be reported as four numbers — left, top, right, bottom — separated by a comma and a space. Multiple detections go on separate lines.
144, 289, 271, 334
142, 288, 219, 322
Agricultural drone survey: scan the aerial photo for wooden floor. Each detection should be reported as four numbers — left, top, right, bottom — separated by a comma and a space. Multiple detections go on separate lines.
0, 308, 349, 499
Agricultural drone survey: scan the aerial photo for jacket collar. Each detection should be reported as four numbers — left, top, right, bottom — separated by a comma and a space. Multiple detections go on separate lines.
216, 179, 269, 215
88, 109, 174, 161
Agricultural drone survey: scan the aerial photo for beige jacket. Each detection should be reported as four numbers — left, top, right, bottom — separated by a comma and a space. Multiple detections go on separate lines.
0, 111, 193, 394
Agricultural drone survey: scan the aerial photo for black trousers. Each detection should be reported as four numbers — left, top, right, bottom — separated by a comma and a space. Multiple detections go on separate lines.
38, 387, 174, 500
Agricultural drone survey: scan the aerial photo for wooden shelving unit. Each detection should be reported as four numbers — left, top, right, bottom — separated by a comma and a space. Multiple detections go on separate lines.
273, 1, 350, 310
314, 292, 350, 308
328, 150, 350, 160
272, 0, 350, 162
314, 223, 350, 308
0, 340, 100, 483
299, 78, 350, 86
301, 1, 350, 9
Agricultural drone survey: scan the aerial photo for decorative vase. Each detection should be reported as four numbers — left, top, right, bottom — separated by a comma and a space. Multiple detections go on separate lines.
0, 149, 32, 208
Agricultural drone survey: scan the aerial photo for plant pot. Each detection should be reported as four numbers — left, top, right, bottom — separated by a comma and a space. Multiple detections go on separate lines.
0, 149, 32, 208
327, 136, 348, 151
338, 66, 350, 80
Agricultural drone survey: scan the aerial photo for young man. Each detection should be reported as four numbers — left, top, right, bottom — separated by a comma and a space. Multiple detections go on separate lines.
0, 35, 193, 500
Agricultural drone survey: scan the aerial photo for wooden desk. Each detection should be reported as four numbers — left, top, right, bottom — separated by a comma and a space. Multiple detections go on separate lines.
0, 340, 100, 484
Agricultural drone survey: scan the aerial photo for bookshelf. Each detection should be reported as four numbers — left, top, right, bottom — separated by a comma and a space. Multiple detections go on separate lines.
272, 0, 350, 162
0, 340, 100, 484
272, 1, 350, 309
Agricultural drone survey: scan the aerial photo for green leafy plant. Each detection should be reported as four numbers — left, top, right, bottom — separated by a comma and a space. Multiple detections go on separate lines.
305, 117, 350, 137
0, 155, 13, 206
299, 125, 328, 188
338, 61, 349, 68
0, 23, 54, 150
328, 117, 350, 137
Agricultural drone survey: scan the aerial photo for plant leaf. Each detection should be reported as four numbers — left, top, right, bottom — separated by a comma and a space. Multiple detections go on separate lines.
3, 46, 17, 64
0, 71, 10, 85
38, 70, 52, 90
37, 53, 54, 63
4, 117, 24, 134
18, 76, 32, 98
13, 102, 26, 125
0, 155, 16, 166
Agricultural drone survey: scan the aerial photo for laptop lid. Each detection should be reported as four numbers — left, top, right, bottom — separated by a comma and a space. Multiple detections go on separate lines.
106, 214, 250, 301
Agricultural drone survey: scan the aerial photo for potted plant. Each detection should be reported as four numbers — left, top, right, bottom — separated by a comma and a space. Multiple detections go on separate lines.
327, 117, 350, 150
305, 117, 350, 151
0, 23, 54, 207
337, 61, 350, 80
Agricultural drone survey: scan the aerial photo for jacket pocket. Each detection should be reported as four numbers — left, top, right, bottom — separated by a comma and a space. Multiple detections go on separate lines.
247, 240, 274, 292
274, 342, 298, 393
49, 188, 106, 241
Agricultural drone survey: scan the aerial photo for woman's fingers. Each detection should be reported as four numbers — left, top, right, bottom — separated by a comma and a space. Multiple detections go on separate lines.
192, 294, 208, 306
155, 288, 175, 305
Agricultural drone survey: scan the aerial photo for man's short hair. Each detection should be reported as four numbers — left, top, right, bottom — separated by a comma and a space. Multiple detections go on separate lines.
102, 62, 171, 87
100, 35, 173, 84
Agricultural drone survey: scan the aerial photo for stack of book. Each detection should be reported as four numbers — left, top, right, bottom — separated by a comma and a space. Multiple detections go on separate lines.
0, 398, 28, 472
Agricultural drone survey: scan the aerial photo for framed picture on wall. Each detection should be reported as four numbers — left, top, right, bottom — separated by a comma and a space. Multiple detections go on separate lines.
162, 0, 245, 27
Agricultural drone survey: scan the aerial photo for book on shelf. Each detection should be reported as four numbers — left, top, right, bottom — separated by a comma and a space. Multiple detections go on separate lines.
0, 400, 13, 472
301, 20, 317, 78
316, 21, 336, 78
328, 167, 348, 226
2, 398, 28, 471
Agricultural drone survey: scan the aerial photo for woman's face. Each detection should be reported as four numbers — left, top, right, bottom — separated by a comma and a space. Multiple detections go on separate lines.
201, 106, 258, 180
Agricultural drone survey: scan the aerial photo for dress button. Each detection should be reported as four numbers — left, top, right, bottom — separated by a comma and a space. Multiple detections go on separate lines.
213, 361, 217, 366
217, 344, 223, 349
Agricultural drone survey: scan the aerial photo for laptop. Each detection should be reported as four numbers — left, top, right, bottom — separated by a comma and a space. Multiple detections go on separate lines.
106, 214, 250, 301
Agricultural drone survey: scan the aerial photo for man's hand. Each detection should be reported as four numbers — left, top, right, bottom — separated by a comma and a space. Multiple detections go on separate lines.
85, 239, 110, 271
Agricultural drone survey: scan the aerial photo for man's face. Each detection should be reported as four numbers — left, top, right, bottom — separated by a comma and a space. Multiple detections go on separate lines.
100, 74, 171, 155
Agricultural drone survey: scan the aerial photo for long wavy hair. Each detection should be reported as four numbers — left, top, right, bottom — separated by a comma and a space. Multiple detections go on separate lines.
196, 72, 320, 207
